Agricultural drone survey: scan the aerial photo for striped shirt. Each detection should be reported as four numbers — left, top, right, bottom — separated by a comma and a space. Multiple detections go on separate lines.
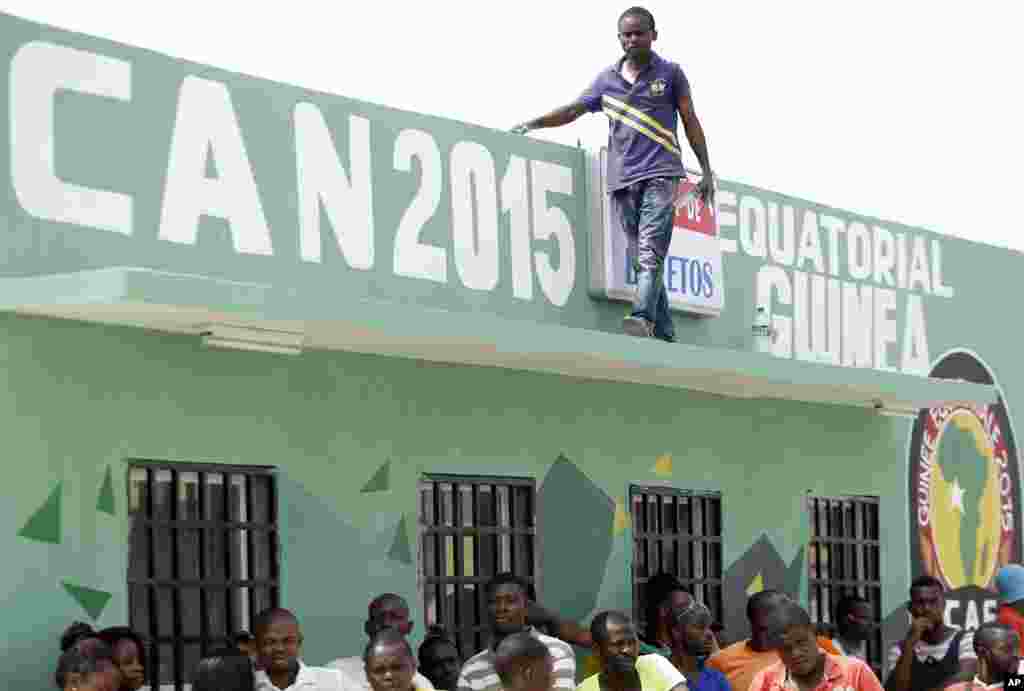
578, 51, 690, 192
456, 628, 576, 691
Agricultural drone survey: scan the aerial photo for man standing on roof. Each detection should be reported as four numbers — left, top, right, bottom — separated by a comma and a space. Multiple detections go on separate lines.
512, 6, 715, 343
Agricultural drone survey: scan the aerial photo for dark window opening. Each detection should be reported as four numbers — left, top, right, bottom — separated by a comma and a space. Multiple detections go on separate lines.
630, 486, 723, 638
127, 462, 279, 691
807, 494, 882, 677
417, 475, 537, 659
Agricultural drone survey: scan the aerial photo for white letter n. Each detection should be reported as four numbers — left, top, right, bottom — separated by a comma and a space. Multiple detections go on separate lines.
293, 104, 373, 268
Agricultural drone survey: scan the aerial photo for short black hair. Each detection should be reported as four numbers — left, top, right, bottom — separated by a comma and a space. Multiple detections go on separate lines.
364, 629, 414, 664
193, 654, 255, 691
485, 573, 530, 598
60, 622, 97, 653
778, 602, 814, 632
643, 573, 688, 641
671, 600, 712, 628
494, 632, 551, 685
54, 641, 114, 689
835, 594, 869, 631
590, 610, 634, 646
975, 622, 1021, 652
98, 626, 148, 674
252, 608, 300, 639
910, 576, 945, 595
618, 7, 655, 32
746, 590, 789, 620
369, 593, 410, 615
419, 625, 456, 665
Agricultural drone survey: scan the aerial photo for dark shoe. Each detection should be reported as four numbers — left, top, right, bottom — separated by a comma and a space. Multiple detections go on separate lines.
623, 316, 655, 338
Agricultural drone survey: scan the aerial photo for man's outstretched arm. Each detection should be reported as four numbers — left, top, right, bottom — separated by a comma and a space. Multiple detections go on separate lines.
512, 102, 588, 134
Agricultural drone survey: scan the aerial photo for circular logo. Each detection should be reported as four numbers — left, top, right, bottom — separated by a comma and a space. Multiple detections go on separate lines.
909, 351, 1020, 590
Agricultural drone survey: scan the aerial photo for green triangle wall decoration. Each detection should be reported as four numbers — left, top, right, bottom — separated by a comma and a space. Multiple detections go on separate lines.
97, 466, 115, 516
361, 460, 391, 493
387, 515, 412, 565
62, 581, 112, 621
18, 482, 62, 544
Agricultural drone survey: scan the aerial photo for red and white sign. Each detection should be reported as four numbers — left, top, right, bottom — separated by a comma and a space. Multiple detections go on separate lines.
588, 149, 725, 317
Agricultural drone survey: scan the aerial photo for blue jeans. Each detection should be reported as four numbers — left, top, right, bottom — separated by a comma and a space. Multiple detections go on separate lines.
612, 177, 677, 341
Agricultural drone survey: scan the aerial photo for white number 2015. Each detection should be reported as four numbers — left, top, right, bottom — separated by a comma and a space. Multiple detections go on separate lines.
392, 130, 575, 307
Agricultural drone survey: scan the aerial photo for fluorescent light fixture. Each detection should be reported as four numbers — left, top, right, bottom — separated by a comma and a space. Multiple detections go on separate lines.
876, 406, 920, 419
870, 398, 921, 418
199, 323, 304, 356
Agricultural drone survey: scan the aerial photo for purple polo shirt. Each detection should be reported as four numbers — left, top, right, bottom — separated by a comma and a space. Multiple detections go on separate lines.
579, 51, 690, 192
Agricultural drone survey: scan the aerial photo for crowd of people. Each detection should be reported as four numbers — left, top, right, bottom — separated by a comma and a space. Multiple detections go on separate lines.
52, 569, 1024, 691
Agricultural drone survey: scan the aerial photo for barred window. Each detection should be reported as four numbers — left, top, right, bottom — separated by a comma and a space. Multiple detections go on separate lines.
807, 495, 882, 676
631, 486, 723, 637
127, 462, 279, 691
418, 475, 537, 658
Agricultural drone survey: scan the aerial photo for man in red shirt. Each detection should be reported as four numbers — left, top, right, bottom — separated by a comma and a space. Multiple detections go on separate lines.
707, 591, 839, 691
994, 565, 1024, 655
749, 602, 882, 691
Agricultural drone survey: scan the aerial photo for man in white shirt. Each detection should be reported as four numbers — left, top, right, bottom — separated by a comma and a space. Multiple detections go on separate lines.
365, 629, 433, 691
253, 607, 345, 691
327, 593, 434, 691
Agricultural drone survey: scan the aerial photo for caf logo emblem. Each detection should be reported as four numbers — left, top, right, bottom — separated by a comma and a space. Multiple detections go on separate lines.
650, 78, 667, 96
909, 351, 1020, 590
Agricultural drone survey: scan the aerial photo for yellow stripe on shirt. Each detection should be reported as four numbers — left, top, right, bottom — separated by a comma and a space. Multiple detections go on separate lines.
602, 94, 679, 145
601, 107, 682, 157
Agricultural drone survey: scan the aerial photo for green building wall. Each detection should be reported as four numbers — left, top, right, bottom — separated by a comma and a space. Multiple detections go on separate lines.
1, 9, 1023, 690
2, 311, 907, 688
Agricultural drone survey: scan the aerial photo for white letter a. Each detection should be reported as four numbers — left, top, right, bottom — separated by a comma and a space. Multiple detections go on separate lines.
159, 76, 272, 255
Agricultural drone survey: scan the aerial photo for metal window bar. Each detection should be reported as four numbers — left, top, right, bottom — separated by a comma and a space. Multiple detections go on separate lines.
127, 462, 278, 691
418, 475, 536, 659
807, 495, 882, 678
630, 487, 724, 638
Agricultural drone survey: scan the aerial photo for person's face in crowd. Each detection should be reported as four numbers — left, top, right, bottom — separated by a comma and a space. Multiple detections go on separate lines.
64, 669, 119, 691
779, 625, 822, 679
420, 641, 461, 691
508, 655, 554, 691
257, 620, 302, 675
908, 586, 945, 634
237, 638, 255, 657
111, 639, 145, 691
489, 584, 528, 635
596, 619, 640, 676
659, 591, 693, 631
617, 13, 656, 62
366, 644, 416, 691
979, 636, 1019, 682
95, 659, 122, 691
843, 602, 873, 642
749, 604, 785, 651
367, 599, 414, 637
672, 617, 713, 658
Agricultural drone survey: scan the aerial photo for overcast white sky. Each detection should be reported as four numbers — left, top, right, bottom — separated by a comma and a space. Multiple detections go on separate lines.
5, 1, 1022, 253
